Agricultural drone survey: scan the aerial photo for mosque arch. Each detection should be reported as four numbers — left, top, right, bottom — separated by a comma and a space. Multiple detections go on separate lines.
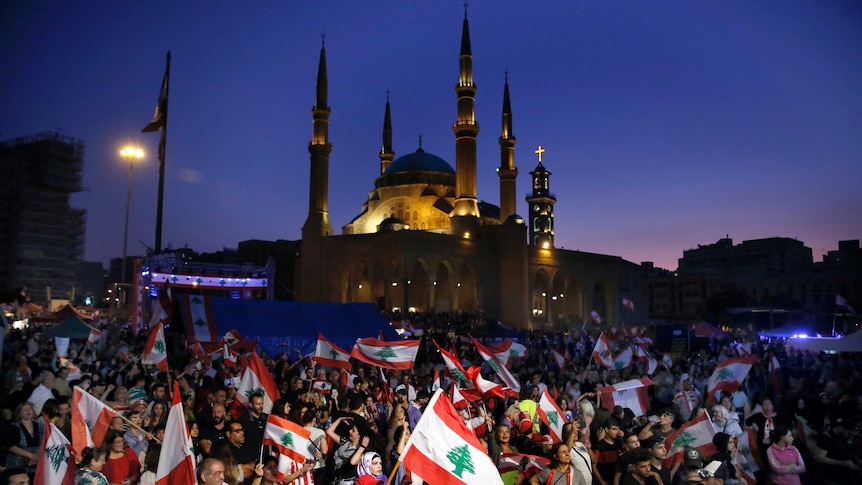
457, 263, 479, 313
531, 268, 551, 325
407, 259, 431, 312
433, 261, 456, 312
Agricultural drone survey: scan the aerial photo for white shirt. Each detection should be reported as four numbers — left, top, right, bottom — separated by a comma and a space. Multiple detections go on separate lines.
570, 441, 593, 484
28, 384, 54, 415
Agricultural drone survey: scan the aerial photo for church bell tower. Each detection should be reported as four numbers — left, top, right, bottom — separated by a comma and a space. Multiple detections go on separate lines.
525, 146, 556, 248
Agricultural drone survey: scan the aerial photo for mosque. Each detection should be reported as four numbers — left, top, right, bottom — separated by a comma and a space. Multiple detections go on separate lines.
296, 11, 647, 330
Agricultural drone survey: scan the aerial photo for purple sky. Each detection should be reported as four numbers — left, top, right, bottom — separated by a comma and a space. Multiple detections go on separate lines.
2, 1, 860, 271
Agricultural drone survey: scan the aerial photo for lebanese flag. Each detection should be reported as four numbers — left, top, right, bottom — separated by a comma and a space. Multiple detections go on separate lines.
401, 389, 504, 485
734, 428, 759, 485
222, 344, 237, 368
155, 381, 196, 485
87, 328, 102, 346
149, 282, 173, 327
768, 353, 782, 394
188, 339, 206, 359
351, 337, 420, 370
312, 379, 332, 395
231, 351, 281, 419
498, 453, 550, 478
180, 294, 218, 342
223, 329, 244, 345
622, 298, 635, 311
34, 417, 75, 485
663, 409, 716, 467
450, 383, 470, 409
662, 354, 674, 369
71, 386, 115, 456
264, 414, 313, 480
591, 332, 614, 369
465, 366, 506, 399
551, 349, 567, 371
590, 310, 602, 324
484, 339, 528, 367
142, 322, 169, 371
599, 378, 654, 417
470, 336, 521, 392
706, 356, 756, 404
314, 333, 352, 370
537, 389, 566, 441
435, 341, 470, 389
611, 345, 634, 371
431, 370, 441, 392
633, 345, 658, 375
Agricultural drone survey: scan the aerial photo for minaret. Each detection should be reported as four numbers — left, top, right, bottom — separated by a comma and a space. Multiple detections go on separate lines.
525, 146, 556, 248
379, 91, 394, 175
303, 35, 333, 237
498, 71, 518, 221
450, 5, 480, 235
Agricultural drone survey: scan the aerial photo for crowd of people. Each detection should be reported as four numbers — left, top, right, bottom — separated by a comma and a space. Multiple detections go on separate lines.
1, 311, 861, 485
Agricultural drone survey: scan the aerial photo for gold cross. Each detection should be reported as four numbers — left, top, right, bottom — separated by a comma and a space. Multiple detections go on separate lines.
535, 145, 545, 163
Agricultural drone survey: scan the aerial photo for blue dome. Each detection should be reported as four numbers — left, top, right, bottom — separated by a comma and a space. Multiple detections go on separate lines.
383, 148, 454, 176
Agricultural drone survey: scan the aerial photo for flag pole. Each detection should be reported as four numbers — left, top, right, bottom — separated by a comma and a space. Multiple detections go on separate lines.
385, 459, 402, 485
154, 51, 170, 253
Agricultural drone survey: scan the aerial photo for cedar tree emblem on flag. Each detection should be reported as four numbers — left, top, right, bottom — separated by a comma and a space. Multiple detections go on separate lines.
375, 347, 398, 360
447, 444, 476, 478
672, 431, 696, 449
546, 410, 560, 428
281, 432, 294, 446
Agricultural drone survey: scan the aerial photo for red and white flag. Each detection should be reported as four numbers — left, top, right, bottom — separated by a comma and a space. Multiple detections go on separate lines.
706, 356, 756, 403
734, 428, 759, 485
465, 366, 506, 399
231, 351, 281, 418
71, 386, 115, 457
590, 310, 603, 324
450, 383, 470, 409
155, 381, 196, 485
537, 389, 567, 442
179, 294, 218, 342
435, 341, 470, 390
142, 322, 168, 371
622, 298, 635, 311
351, 337, 420, 370
87, 328, 102, 346
223, 329, 244, 345
662, 354, 674, 369
663, 410, 716, 467
312, 379, 333, 395
431, 370, 441, 392
768, 352, 782, 394
483, 339, 528, 367
264, 414, 313, 480
633, 345, 658, 375
149, 282, 173, 327
733, 341, 752, 356
611, 345, 634, 371
551, 349, 567, 371
314, 333, 352, 370
591, 332, 614, 369
599, 378, 654, 417
470, 336, 521, 392
401, 389, 504, 485
222, 343, 237, 367
35, 417, 75, 485
498, 453, 550, 478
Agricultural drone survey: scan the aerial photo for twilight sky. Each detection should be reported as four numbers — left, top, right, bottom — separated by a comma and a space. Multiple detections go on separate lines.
2, 1, 860, 271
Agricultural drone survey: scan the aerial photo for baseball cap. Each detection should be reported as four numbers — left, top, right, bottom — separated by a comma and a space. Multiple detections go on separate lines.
540, 434, 554, 445
683, 447, 704, 469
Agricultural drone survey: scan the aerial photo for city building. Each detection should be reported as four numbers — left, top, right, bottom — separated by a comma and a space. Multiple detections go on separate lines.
0, 132, 86, 304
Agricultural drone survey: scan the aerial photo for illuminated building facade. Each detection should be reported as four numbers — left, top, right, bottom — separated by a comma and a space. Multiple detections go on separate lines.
296, 10, 647, 329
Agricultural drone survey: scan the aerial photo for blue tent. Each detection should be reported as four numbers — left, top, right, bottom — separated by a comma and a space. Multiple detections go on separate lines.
205, 298, 401, 357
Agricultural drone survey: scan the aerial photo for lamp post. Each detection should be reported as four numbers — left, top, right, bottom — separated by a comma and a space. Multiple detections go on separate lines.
119, 146, 144, 308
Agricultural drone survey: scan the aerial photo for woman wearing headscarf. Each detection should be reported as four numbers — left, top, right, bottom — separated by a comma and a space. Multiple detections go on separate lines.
355, 451, 385, 483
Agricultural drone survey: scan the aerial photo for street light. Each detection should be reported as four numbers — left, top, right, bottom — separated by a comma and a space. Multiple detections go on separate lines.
119, 145, 144, 307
